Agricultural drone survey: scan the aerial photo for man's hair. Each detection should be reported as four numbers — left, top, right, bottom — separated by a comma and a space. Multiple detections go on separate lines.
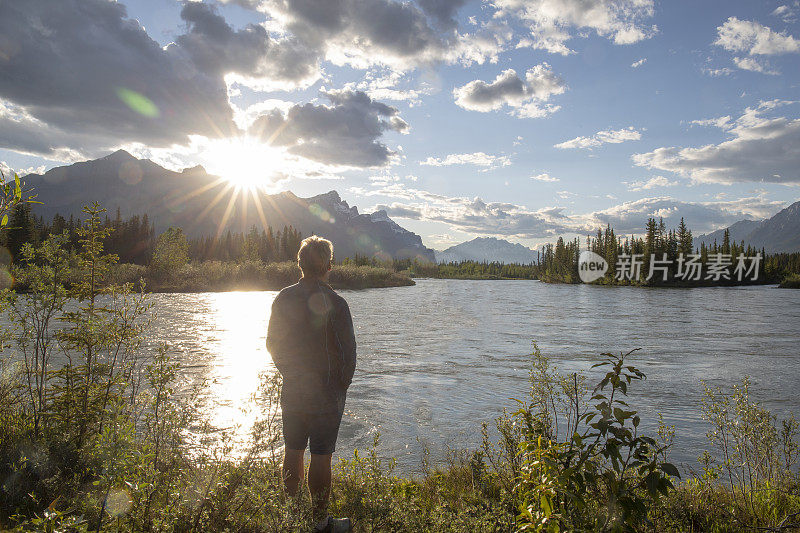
297, 235, 333, 278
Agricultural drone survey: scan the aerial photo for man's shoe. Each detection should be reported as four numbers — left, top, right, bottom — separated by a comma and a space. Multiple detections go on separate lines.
314, 516, 352, 533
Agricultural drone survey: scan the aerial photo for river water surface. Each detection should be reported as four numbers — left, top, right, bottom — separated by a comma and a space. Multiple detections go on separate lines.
146, 279, 800, 474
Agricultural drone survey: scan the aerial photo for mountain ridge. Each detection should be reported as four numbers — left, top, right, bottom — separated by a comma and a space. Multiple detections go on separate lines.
696, 201, 800, 253
23, 151, 435, 262
435, 237, 539, 264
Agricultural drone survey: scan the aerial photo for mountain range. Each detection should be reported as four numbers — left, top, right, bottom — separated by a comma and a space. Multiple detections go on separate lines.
22, 150, 435, 262
696, 201, 800, 253
435, 237, 539, 264
20, 151, 800, 262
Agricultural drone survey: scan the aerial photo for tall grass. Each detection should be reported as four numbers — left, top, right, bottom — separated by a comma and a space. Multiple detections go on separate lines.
110, 260, 415, 292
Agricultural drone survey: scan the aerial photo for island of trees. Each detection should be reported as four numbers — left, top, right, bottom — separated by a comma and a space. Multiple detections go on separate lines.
537, 217, 799, 286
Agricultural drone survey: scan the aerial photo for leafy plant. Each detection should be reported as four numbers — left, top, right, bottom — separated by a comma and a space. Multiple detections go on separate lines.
514, 348, 679, 532
0, 170, 37, 229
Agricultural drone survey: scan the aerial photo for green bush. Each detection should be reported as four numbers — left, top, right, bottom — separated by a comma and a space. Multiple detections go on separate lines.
779, 273, 800, 288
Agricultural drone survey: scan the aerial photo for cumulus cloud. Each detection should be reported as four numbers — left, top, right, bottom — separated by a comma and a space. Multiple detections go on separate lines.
631, 58, 647, 68
531, 173, 559, 182
624, 176, 679, 191
360, 184, 785, 238
633, 100, 800, 184
0, 160, 43, 178
370, 187, 575, 238
0, 0, 245, 158
587, 194, 784, 234
175, 2, 320, 90
732, 56, 779, 75
0, 0, 327, 160
420, 152, 511, 168
248, 90, 408, 168
714, 17, 800, 55
496, 0, 657, 55
453, 64, 566, 118
342, 69, 434, 105
554, 127, 641, 149
246, 0, 500, 70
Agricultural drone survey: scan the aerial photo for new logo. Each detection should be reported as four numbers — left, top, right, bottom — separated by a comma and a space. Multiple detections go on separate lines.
578, 250, 608, 283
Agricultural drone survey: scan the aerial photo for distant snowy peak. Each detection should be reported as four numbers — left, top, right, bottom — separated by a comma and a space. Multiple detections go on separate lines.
436, 237, 539, 264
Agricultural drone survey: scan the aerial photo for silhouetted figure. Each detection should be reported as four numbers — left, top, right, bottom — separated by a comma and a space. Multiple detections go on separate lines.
267, 235, 356, 533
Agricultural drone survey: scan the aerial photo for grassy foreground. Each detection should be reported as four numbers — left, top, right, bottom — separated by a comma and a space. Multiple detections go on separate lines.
2, 345, 799, 532
9, 260, 415, 293
3, 337, 798, 532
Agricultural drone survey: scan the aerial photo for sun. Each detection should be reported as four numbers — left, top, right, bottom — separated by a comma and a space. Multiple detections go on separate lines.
202, 136, 283, 192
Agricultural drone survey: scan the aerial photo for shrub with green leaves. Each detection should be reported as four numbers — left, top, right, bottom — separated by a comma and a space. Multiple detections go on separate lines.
511, 348, 679, 532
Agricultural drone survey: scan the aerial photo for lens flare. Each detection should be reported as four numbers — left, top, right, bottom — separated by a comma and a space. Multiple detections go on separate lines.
116, 88, 159, 118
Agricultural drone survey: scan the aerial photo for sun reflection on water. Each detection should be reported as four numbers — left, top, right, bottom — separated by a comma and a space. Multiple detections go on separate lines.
200, 291, 279, 455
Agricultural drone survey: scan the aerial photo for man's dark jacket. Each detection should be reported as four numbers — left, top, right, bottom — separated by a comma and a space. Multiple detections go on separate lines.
266, 279, 356, 414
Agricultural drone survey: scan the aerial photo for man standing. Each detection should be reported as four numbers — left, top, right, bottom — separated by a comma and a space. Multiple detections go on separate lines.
267, 236, 356, 533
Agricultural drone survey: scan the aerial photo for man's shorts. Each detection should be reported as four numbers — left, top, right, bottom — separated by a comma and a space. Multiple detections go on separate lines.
282, 401, 345, 455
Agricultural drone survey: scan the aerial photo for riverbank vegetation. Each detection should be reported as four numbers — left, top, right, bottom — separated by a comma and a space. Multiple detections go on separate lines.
780, 273, 800, 288
1, 205, 412, 291
9, 203, 800, 289
344, 255, 540, 280
2, 207, 798, 531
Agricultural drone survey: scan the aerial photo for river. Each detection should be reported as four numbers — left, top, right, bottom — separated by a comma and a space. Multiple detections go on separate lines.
145, 279, 800, 474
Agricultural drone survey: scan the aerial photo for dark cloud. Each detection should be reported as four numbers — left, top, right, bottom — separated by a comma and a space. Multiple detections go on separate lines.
455, 69, 527, 108
257, 0, 477, 67
417, 0, 469, 29
249, 90, 408, 167
176, 2, 319, 86
0, 0, 237, 155
0, 0, 321, 159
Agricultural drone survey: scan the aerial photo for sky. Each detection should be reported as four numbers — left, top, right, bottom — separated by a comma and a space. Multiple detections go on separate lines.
1, 0, 799, 250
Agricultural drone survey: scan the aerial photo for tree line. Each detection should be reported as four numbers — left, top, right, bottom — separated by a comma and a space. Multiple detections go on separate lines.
2, 204, 155, 264
1, 204, 304, 266
5, 205, 799, 285
538, 217, 800, 285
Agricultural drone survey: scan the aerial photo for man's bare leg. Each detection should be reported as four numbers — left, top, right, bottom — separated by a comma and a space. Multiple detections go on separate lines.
308, 453, 333, 522
283, 448, 305, 497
